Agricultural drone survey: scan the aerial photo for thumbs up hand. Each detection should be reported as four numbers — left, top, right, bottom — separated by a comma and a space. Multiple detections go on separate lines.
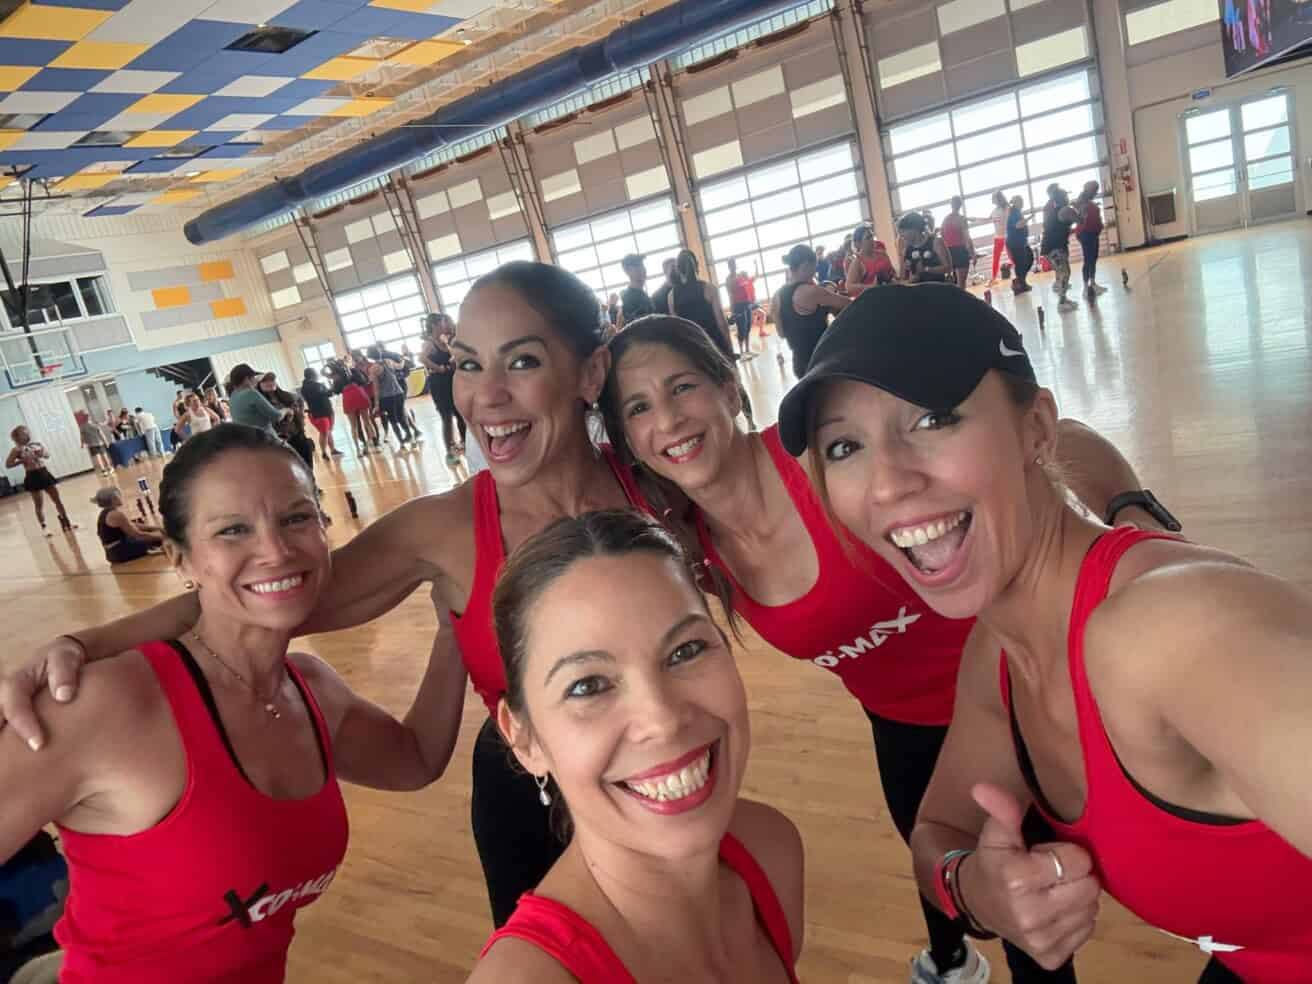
957, 783, 1102, 970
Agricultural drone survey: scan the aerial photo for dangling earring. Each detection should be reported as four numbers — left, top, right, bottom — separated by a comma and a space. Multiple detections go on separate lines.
535, 773, 552, 808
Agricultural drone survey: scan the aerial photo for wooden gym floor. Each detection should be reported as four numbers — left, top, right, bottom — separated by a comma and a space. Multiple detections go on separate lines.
2, 219, 1309, 982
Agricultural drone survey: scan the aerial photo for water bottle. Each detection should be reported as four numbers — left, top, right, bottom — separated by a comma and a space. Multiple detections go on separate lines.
1037, 306, 1046, 332
1121, 269, 1130, 288
344, 490, 359, 519
983, 289, 992, 305
136, 499, 147, 521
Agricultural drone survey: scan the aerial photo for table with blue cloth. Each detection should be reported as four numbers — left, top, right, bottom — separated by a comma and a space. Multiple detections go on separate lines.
107, 430, 174, 467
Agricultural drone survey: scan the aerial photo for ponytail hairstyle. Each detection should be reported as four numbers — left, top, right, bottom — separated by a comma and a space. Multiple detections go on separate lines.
674, 248, 700, 287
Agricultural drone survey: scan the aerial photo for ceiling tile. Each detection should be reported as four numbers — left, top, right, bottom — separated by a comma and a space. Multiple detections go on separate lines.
126, 92, 206, 115
208, 112, 274, 130
33, 0, 133, 10
386, 39, 461, 67
369, 0, 431, 10
427, 0, 493, 15
0, 4, 113, 41
125, 128, 199, 147
301, 55, 379, 81
251, 114, 305, 129
0, 66, 41, 91
271, 0, 360, 30
0, 131, 25, 151
50, 40, 149, 69
284, 96, 348, 116
190, 168, 248, 182
200, 0, 300, 22
121, 19, 248, 70
90, 69, 180, 93
214, 74, 293, 98
154, 188, 201, 203
0, 39, 70, 67
85, 203, 141, 216
88, 0, 216, 45
12, 130, 83, 150
0, 90, 79, 113
327, 96, 390, 117
100, 109, 172, 129
55, 172, 119, 190
23, 67, 111, 91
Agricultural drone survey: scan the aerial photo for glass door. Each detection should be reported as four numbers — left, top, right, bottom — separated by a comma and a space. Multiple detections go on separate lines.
1184, 91, 1299, 234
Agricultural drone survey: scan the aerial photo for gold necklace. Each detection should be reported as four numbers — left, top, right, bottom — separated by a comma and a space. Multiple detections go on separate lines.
186, 630, 283, 719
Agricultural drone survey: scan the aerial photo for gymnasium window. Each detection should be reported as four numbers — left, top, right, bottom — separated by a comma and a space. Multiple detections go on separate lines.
432, 239, 535, 323
1125, 0, 1218, 46
550, 197, 683, 306
697, 140, 864, 305
878, 42, 942, 90
332, 273, 428, 356
1, 275, 115, 330
301, 341, 337, 375
883, 67, 1106, 249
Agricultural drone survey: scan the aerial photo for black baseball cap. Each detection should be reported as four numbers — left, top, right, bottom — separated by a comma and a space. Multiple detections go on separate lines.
777, 284, 1036, 456
227, 363, 259, 390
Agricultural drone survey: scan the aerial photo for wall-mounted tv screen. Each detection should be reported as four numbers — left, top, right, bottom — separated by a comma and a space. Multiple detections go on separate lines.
1221, 0, 1312, 77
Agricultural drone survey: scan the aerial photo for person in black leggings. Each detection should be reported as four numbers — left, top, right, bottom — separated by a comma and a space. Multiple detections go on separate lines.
420, 314, 467, 464
366, 345, 419, 448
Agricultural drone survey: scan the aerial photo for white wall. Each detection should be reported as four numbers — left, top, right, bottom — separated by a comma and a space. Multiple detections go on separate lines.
1124, 25, 1312, 241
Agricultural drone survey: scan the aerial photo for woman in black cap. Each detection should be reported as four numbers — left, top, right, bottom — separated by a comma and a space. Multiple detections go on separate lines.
897, 213, 950, 284
773, 245, 850, 378
777, 284, 1312, 984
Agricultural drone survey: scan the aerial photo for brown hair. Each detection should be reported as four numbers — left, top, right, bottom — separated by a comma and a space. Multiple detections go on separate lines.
599, 316, 741, 629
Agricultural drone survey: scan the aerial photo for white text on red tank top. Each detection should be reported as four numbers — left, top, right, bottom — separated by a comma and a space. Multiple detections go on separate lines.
811, 607, 922, 669
218, 867, 338, 929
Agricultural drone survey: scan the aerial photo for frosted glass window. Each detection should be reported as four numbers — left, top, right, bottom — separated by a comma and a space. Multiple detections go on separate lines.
370, 212, 395, 235
1024, 104, 1095, 146
259, 250, 289, 274
345, 218, 374, 244
292, 262, 317, 284
541, 169, 583, 203
1015, 27, 1088, 78
1186, 109, 1231, 145
330, 273, 426, 351
270, 285, 300, 308
382, 250, 411, 275
614, 115, 656, 150
1245, 126, 1290, 162
732, 66, 785, 110
951, 92, 1017, 137
1028, 136, 1098, 177
896, 172, 962, 211
431, 238, 534, 321
487, 190, 521, 221
1020, 71, 1092, 118
699, 175, 749, 211
752, 187, 804, 223
426, 233, 463, 261
549, 198, 681, 307
693, 140, 744, 178
888, 112, 952, 155
1242, 95, 1288, 132
324, 248, 352, 272
790, 75, 847, 119
1125, 0, 1217, 45
1247, 156, 1294, 189
447, 179, 483, 209
625, 165, 671, 200
803, 171, 858, 209
1192, 169, 1237, 202
956, 124, 1023, 166
629, 198, 675, 230
1188, 138, 1234, 175
574, 129, 618, 166
938, 0, 1005, 36
960, 154, 1026, 195
705, 201, 755, 235
746, 160, 799, 198
878, 42, 941, 89
416, 189, 450, 219
683, 86, 734, 127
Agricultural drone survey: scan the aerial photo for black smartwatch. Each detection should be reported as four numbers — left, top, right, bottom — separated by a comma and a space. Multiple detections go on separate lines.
1103, 489, 1181, 532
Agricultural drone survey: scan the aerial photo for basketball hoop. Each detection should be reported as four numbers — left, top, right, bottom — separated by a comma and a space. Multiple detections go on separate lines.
38, 362, 63, 378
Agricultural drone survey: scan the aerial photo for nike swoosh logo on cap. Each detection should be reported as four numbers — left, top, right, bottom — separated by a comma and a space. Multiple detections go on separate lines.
1000, 339, 1025, 359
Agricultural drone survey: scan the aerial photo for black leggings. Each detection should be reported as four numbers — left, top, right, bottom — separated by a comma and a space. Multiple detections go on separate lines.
471, 718, 566, 926
1010, 243, 1035, 285
867, 711, 1076, 983
380, 394, 417, 442
429, 372, 466, 450
1078, 232, 1100, 285
105, 538, 153, 564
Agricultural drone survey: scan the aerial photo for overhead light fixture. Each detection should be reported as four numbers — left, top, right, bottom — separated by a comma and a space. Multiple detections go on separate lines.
184, 170, 202, 177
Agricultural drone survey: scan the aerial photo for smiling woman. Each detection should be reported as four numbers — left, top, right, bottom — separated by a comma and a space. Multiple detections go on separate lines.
0, 263, 649, 932
0, 424, 468, 983
471, 510, 804, 984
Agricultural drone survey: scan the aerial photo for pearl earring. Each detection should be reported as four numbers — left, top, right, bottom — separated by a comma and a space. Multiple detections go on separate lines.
535, 774, 552, 808
183, 579, 196, 590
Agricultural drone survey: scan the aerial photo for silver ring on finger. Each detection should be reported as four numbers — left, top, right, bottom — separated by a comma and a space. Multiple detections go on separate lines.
1047, 849, 1065, 884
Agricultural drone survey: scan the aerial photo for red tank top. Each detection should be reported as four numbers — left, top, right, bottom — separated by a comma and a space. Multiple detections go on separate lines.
450, 448, 643, 716
480, 832, 799, 983
941, 215, 966, 248
55, 641, 348, 983
1001, 527, 1312, 981
696, 427, 967, 725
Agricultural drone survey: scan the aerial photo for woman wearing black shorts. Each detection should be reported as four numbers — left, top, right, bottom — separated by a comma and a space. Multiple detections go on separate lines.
7, 427, 75, 535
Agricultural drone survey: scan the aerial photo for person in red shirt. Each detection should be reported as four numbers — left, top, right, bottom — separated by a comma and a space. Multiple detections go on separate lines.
781, 284, 1312, 984
844, 224, 895, 296
0, 425, 467, 983
724, 258, 758, 359
1074, 181, 1106, 299
471, 510, 803, 984
602, 316, 1163, 984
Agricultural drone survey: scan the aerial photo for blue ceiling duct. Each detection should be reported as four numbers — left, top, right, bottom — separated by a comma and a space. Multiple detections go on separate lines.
185, 0, 808, 244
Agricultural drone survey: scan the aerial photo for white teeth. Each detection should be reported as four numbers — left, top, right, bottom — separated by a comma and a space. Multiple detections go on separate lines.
664, 436, 702, 458
249, 575, 304, 595
484, 422, 529, 439
624, 749, 712, 802
889, 511, 969, 550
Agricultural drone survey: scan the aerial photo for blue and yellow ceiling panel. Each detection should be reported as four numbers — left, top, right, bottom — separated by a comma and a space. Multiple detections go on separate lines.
0, 0, 475, 215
